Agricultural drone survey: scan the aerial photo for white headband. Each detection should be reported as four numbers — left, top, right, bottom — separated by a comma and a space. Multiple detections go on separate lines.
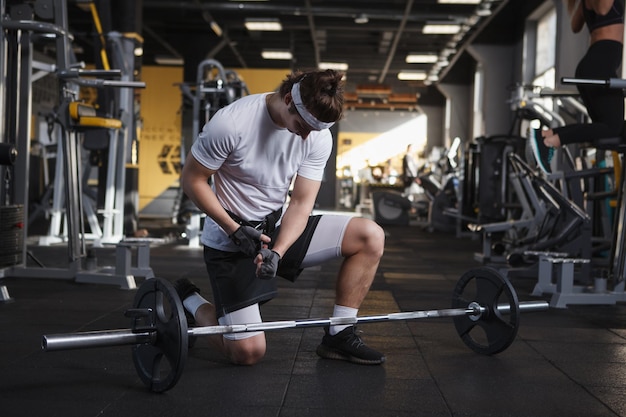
291, 82, 335, 130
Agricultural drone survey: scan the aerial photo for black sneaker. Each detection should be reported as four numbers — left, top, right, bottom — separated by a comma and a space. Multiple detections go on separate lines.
529, 127, 554, 174
316, 326, 386, 365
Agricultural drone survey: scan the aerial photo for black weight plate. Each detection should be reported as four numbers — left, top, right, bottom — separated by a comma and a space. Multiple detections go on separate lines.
131, 278, 188, 392
451, 267, 520, 355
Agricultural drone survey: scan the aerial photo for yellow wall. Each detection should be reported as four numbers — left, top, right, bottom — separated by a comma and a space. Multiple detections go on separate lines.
337, 132, 379, 157
231, 68, 290, 94
138, 66, 183, 211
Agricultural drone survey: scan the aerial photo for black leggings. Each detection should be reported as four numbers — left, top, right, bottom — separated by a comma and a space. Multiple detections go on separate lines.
553, 40, 624, 144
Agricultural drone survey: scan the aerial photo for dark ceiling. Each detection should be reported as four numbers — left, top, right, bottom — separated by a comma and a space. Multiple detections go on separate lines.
57, 1, 543, 102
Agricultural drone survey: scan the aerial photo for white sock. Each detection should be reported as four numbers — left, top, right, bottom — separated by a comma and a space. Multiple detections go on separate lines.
330, 304, 358, 335
182, 293, 210, 318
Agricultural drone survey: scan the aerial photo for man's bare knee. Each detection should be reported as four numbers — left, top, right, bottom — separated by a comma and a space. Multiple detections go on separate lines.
229, 348, 265, 365
224, 335, 266, 365
343, 217, 385, 259
356, 218, 385, 256
366, 220, 385, 256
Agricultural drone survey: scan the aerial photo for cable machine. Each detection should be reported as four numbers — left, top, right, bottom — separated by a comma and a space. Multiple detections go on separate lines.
177, 59, 249, 247
0, 0, 147, 300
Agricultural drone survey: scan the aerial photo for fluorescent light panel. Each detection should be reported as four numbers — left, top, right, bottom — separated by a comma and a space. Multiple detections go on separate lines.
398, 72, 428, 81
245, 19, 282, 31
437, 0, 480, 4
422, 24, 462, 34
210, 21, 223, 37
154, 56, 184, 65
261, 50, 292, 60
319, 62, 349, 71
406, 54, 438, 63
476, 6, 492, 16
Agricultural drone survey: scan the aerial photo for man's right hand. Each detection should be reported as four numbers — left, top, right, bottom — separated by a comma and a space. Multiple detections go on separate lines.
229, 225, 264, 256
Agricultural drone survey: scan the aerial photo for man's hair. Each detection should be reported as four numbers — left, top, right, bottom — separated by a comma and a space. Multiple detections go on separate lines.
278, 69, 345, 123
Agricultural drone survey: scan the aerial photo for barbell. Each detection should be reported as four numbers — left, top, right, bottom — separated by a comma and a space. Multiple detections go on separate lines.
42, 267, 548, 393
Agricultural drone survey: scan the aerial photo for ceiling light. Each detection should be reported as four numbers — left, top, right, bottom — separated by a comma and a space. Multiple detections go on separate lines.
154, 56, 184, 66
319, 62, 349, 71
354, 14, 369, 24
476, 5, 492, 16
422, 24, 462, 34
261, 50, 292, 60
437, 0, 480, 4
398, 71, 428, 81
210, 21, 223, 37
245, 18, 282, 31
405, 54, 438, 63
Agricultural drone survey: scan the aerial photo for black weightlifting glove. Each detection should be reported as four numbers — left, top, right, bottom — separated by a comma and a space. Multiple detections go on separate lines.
229, 225, 262, 257
258, 248, 280, 280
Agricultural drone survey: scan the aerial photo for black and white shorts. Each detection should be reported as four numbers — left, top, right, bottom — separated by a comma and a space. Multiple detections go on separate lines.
203, 214, 352, 320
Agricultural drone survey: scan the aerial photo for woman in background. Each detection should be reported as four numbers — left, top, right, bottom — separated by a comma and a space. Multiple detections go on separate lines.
531, 0, 624, 173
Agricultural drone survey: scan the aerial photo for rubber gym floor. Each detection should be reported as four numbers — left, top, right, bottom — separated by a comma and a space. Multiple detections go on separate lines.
2, 222, 626, 417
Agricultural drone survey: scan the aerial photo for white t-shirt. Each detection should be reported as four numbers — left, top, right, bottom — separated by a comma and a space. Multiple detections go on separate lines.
190, 93, 333, 251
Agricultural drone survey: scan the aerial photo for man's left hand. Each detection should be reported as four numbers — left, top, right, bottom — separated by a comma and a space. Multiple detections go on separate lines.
256, 248, 280, 280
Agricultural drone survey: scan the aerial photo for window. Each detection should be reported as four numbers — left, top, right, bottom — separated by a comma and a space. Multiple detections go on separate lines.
533, 7, 557, 110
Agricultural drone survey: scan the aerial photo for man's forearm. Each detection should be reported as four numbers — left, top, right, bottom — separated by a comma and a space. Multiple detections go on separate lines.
184, 178, 239, 236
270, 203, 310, 257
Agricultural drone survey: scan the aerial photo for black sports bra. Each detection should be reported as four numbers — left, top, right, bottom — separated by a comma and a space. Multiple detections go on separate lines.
582, 0, 624, 31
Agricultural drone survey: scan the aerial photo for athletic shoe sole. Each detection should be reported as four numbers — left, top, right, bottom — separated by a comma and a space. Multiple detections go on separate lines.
316, 344, 386, 365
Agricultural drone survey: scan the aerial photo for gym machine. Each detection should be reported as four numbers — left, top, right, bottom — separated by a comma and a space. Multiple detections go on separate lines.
469, 84, 612, 282
176, 59, 248, 247
0, 0, 148, 295
528, 77, 626, 308
0, 143, 18, 302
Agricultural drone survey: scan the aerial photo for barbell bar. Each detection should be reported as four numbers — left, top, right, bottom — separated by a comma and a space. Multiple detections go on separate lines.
41, 267, 550, 392
41, 301, 546, 352
561, 76, 626, 89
